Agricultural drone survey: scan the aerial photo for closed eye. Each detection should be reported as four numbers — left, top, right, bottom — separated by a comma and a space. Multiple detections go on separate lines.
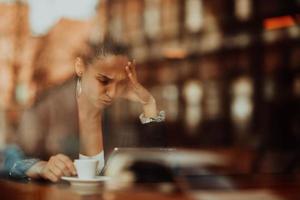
96, 75, 111, 85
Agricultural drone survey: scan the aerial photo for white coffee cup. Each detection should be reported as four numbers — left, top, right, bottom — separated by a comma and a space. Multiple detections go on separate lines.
74, 159, 99, 179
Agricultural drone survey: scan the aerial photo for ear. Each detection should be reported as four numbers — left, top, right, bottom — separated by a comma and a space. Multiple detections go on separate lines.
75, 57, 86, 77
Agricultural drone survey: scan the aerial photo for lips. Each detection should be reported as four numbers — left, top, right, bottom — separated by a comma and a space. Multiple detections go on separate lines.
101, 99, 112, 104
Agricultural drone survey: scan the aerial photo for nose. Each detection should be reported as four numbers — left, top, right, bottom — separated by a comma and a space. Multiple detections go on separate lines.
106, 83, 117, 99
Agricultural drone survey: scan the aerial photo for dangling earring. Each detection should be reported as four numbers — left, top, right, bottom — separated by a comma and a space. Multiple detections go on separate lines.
76, 77, 82, 98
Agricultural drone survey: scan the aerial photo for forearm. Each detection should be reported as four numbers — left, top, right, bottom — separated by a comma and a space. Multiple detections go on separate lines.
3, 145, 40, 179
8, 159, 41, 179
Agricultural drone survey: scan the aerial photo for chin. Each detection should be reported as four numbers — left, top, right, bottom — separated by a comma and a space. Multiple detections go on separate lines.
94, 101, 111, 108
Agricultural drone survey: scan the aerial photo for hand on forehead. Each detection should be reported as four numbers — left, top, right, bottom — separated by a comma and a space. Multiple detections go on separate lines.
91, 55, 130, 80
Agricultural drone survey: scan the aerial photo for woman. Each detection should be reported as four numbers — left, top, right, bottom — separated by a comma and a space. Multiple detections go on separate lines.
3, 44, 165, 182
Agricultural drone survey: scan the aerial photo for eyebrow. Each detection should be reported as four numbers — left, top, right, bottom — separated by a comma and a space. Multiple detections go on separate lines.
97, 73, 113, 80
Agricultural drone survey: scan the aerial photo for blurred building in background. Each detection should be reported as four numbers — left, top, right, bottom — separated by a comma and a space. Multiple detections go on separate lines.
0, 0, 299, 172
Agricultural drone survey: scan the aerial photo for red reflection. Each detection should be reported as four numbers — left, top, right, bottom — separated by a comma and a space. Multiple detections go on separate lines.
264, 15, 295, 30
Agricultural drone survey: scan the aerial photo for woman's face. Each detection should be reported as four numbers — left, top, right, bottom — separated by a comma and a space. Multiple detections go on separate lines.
80, 55, 129, 108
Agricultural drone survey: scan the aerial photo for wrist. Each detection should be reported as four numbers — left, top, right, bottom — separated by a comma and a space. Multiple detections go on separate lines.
26, 161, 47, 178
142, 97, 157, 118
139, 110, 165, 124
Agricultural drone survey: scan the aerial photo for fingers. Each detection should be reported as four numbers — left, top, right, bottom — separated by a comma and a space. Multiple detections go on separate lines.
40, 165, 59, 182
125, 66, 135, 83
48, 164, 63, 178
42, 154, 77, 182
43, 168, 59, 182
131, 59, 137, 75
53, 159, 72, 177
56, 154, 77, 175
125, 61, 138, 85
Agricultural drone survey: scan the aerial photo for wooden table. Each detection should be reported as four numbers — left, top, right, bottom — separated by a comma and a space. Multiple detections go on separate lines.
1, 173, 300, 200
187, 173, 300, 199
0, 177, 191, 200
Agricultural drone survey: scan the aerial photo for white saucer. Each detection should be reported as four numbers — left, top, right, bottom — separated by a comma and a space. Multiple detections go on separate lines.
62, 176, 111, 187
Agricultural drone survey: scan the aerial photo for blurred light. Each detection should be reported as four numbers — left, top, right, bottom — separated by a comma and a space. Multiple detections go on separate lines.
183, 80, 203, 133
183, 80, 203, 105
200, 32, 222, 53
15, 83, 29, 105
162, 84, 179, 101
264, 16, 295, 30
263, 29, 282, 43
232, 77, 253, 97
235, 0, 252, 21
288, 26, 300, 38
185, 0, 203, 32
185, 106, 202, 134
144, 0, 161, 39
231, 97, 253, 121
231, 77, 253, 124
163, 47, 187, 59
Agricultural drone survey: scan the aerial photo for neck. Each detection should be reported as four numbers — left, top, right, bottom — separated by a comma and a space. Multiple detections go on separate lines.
77, 93, 103, 156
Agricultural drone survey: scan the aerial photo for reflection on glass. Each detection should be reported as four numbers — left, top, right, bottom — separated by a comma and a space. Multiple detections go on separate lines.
231, 77, 253, 127
183, 80, 203, 133
183, 80, 203, 106
232, 97, 252, 121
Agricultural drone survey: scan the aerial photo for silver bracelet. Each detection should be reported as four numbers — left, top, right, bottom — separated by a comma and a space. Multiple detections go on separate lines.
139, 110, 166, 124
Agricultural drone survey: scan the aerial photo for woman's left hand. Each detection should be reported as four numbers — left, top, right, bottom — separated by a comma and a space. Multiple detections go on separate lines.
120, 61, 153, 104
119, 61, 157, 117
